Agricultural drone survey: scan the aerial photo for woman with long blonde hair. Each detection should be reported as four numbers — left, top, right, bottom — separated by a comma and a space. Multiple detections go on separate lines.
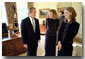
45, 9, 59, 56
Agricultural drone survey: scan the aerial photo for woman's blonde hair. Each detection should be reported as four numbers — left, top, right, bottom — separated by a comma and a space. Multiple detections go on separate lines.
49, 9, 57, 19
65, 7, 77, 21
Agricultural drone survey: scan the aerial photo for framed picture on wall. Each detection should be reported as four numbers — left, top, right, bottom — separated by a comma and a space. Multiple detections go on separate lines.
39, 9, 49, 18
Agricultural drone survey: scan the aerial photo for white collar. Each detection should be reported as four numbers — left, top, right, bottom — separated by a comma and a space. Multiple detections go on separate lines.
29, 16, 35, 23
29, 16, 34, 20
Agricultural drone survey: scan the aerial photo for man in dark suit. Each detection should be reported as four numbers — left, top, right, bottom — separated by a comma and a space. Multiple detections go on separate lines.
21, 7, 40, 56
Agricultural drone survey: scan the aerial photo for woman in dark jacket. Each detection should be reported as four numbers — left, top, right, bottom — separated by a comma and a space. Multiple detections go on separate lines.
58, 7, 80, 56
45, 9, 59, 56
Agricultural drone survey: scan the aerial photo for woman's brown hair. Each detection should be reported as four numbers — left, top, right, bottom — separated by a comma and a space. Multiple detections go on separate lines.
65, 7, 77, 21
49, 9, 57, 19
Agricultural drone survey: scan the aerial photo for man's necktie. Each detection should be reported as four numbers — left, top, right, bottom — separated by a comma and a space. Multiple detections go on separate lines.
32, 19, 35, 32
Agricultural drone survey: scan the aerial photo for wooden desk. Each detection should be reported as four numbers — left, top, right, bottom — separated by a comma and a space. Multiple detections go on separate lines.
2, 37, 26, 56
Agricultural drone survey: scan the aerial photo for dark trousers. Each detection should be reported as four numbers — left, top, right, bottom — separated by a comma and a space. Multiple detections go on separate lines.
27, 46, 37, 56
58, 43, 73, 56
27, 44, 38, 56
